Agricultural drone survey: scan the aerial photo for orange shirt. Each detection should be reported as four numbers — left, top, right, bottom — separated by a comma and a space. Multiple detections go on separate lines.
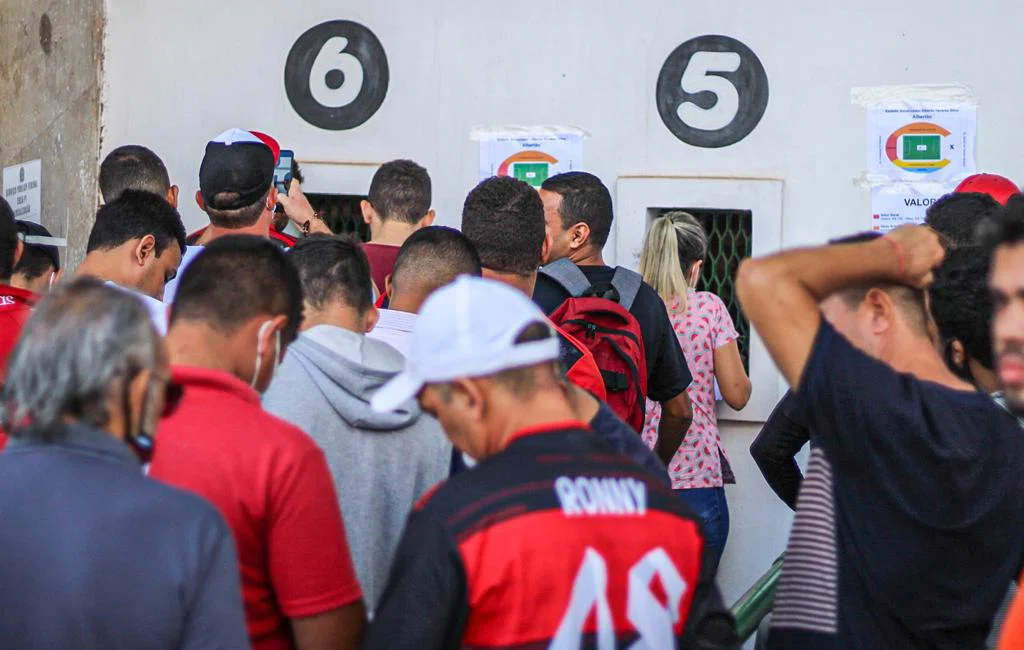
999, 581, 1024, 649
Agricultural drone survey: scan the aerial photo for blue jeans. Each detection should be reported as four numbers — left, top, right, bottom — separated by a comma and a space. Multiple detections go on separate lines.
677, 487, 730, 577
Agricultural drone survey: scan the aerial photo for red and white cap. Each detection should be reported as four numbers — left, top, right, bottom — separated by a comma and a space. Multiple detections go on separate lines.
955, 173, 1020, 205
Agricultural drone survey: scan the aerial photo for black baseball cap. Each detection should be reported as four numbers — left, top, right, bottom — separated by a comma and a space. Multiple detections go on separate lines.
16, 220, 61, 270
199, 128, 275, 211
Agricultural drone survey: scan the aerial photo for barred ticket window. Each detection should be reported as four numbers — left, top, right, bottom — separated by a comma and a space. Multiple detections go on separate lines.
305, 193, 370, 240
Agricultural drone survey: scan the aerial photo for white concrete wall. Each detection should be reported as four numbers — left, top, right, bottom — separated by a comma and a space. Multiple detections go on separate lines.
102, 0, 1024, 625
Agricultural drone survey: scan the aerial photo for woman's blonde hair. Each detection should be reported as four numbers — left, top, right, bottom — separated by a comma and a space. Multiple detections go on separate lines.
639, 211, 708, 311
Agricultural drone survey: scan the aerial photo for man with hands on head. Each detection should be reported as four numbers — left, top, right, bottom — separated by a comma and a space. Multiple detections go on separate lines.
737, 226, 1024, 650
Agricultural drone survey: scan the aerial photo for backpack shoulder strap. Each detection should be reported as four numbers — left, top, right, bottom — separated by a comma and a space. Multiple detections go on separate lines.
610, 267, 643, 312
539, 258, 592, 298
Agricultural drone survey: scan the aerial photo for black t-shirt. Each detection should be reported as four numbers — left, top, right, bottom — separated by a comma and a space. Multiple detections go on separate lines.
792, 321, 1024, 649
533, 267, 692, 403
363, 425, 737, 649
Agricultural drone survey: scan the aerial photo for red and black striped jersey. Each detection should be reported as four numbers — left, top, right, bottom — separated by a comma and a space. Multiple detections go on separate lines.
363, 421, 738, 650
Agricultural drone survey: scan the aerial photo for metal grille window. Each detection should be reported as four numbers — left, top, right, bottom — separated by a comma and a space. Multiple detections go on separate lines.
306, 194, 371, 240
652, 208, 753, 368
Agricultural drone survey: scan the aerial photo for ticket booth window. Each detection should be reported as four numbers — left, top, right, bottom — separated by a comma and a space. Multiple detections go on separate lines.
306, 193, 370, 240
652, 208, 753, 368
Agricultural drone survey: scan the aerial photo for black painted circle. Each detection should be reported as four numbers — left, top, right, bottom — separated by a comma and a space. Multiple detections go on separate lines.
325, 68, 345, 90
284, 20, 389, 131
656, 35, 769, 148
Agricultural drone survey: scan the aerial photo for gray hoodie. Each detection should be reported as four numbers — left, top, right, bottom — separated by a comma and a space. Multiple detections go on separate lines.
262, 325, 451, 614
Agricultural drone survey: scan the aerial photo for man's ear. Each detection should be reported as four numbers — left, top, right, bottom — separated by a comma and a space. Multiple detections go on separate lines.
864, 287, 897, 334
195, 191, 206, 211
12, 239, 24, 268
949, 339, 967, 370
384, 273, 394, 297
167, 185, 180, 209
361, 200, 376, 226
540, 234, 552, 267
135, 234, 157, 266
266, 187, 278, 213
420, 209, 436, 228
568, 222, 591, 251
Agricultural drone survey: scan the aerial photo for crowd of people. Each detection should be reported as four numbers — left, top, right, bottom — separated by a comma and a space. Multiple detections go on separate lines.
0, 126, 1022, 650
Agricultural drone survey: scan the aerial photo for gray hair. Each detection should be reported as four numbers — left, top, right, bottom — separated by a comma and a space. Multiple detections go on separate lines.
2, 277, 163, 440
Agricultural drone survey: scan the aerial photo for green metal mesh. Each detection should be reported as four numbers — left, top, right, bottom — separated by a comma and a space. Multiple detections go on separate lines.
655, 208, 753, 368
306, 194, 371, 241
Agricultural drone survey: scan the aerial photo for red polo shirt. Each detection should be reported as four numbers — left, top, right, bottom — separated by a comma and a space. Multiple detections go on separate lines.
0, 285, 39, 381
149, 366, 362, 650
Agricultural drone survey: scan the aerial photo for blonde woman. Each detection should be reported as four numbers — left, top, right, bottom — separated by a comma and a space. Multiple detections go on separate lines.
639, 211, 751, 574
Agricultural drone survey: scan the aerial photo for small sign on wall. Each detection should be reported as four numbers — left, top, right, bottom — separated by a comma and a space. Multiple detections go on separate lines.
471, 126, 587, 188
2, 159, 42, 224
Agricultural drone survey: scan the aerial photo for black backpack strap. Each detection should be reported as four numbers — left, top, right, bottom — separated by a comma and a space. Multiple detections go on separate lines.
539, 258, 593, 298
610, 267, 643, 311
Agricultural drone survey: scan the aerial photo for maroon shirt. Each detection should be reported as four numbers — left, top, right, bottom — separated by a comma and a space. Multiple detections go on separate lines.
363, 243, 400, 294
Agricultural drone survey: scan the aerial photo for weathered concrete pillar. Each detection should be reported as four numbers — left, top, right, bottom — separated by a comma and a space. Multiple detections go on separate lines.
0, 0, 103, 270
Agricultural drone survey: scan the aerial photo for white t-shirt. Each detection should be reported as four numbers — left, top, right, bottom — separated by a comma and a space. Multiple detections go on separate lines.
106, 281, 168, 335
161, 245, 204, 306
366, 308, 417, 357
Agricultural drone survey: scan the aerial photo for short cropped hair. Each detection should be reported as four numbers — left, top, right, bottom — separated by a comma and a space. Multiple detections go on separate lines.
925, 192, 1000, 247
204, 188, 269, 229
99, 145, 172, 203
828, 232, 929, 334
391, 226, 482, 297
2, 277, 162, 441
86, 190, 186, 257
289, 235, 373, 313
169, 235, 303, 343
929, 246, 995, 370
368, 160, 432, 224
0, 198, 19, 281
541, 172, 614, 249
981, 195, 1024, 250
461, 176, 545, 276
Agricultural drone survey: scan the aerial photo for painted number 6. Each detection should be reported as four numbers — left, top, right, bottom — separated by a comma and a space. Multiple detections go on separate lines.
551, 547, 687, 650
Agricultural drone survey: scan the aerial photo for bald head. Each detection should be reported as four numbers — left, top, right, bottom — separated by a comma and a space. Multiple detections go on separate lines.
388, 226, 482, 313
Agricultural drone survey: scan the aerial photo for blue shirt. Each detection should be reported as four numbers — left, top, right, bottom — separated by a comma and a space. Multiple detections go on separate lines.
771, 321, 1024, 650
0, 425, 249, 649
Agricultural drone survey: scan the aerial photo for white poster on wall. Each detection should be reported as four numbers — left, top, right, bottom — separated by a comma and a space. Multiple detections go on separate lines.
854, 85, 977, 184
2, 159, 42, 223
471, 126, 586, 188
870, 182, 956, 233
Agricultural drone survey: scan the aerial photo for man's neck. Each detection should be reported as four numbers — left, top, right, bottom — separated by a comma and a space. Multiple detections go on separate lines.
77, 254, 135, 291
569, 248, 605, 267
370, 219, 419, 247
482, 268, 536, 296
386, 291, 425, 315
197, 221, 269, 245
485, 389, 580, 458
885, 332, 976, 392
301, 304, 367, 334
165, 322, 244, 380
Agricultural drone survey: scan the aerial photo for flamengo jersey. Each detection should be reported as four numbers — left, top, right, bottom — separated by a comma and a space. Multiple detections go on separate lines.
363, 422, 738, 650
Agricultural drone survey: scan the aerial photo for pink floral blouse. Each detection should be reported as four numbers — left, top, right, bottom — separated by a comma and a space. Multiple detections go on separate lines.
642, 291, 739, 490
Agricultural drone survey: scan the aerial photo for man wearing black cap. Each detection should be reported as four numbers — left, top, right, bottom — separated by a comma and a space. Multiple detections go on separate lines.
164, 128, 319, 304
12, 220, 63, 297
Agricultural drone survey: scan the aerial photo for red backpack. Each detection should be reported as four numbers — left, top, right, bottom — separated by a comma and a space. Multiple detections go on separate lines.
542, 259, 648, 432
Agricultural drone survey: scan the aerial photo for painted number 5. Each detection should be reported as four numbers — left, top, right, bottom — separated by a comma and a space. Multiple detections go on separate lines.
656, 34, 769, 148
551, 547, 687, 650
677, 51, 741, 132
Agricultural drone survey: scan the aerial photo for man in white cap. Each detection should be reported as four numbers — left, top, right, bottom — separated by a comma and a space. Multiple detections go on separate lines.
363, 276, 737, 649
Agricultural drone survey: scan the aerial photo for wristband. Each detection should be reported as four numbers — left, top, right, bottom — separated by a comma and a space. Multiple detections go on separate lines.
301, 211, 324, 234
883, 236, 907, 279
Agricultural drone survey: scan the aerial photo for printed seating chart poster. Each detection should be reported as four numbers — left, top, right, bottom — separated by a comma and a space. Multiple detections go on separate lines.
865, 104, 976, 183
472, 126, 586, 189
853, 85, 977, 232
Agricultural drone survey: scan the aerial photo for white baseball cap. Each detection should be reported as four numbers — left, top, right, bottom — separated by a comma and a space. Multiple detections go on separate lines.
371, 276, 560, 413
